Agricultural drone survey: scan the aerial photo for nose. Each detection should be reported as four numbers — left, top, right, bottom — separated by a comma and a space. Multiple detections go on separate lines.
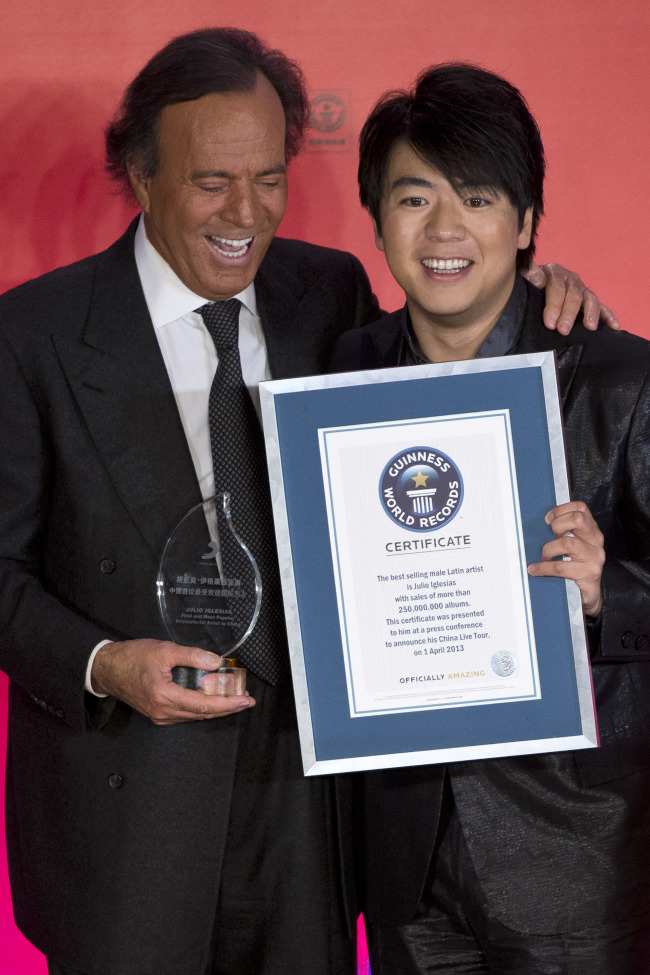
425, 197, 466, 242
220, 181, 258, 229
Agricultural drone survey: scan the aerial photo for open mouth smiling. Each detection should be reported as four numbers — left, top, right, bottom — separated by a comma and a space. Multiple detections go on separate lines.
422, 258, 473, 274
206, 235, 254, 258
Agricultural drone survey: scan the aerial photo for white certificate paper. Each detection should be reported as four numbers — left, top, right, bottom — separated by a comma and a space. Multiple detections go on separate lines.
319, 410, 539, 716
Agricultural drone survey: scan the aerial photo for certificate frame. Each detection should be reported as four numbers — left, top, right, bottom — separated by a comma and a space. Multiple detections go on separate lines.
260, 353, 598, 775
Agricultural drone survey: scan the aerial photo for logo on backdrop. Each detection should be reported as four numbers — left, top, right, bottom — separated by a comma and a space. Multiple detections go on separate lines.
305, 90, 352, 153
309, 93, 346, 132
379, 447, 463, 532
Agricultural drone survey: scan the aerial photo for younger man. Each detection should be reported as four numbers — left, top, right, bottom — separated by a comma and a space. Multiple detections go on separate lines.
332, 64, 650, 974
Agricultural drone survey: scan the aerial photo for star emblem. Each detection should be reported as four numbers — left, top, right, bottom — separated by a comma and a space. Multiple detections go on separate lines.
411, 470, 429, 489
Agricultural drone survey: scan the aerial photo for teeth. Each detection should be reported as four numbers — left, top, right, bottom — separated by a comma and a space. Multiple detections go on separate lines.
422, 258, 471, 273
215, 236, 253, 246
208, 235, 253, 258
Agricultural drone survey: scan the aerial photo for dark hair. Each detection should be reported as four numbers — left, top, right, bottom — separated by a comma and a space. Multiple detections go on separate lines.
358, 63, 545, 270
105, 28, 309, 198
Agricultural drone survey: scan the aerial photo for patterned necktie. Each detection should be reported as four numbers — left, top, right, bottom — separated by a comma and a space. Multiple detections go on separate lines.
199, 299, 286, 684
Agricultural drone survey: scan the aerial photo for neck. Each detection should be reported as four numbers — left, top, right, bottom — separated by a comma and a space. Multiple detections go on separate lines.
408, 282, 521, 363
411, 314, 499, 363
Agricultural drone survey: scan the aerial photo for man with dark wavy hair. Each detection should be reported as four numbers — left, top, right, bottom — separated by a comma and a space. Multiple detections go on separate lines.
0, 27, 381, 975
0, 30, 609, 975
332, 63, 650, 975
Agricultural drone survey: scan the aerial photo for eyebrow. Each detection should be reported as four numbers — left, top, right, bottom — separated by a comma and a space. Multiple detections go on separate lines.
191, 165, 287, 179
389, 175, 437, 192
388, 175, 502, 199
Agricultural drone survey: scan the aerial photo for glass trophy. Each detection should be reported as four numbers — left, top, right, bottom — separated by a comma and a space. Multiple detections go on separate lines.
157, 492, 261, 695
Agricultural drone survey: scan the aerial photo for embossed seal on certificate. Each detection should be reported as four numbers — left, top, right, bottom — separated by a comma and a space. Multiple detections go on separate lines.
491, 650, 517, 677
379, 446, 463, 532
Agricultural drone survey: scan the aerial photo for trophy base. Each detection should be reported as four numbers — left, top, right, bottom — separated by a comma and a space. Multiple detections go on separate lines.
171, 665, 247, 696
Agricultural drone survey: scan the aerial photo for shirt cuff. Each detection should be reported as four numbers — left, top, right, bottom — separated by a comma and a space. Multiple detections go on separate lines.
85, 640, 112, 697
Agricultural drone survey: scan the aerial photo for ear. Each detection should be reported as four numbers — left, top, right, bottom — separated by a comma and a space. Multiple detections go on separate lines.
518, 207, 533, 250
127, 160, 152, 214
372, 216, 385, 253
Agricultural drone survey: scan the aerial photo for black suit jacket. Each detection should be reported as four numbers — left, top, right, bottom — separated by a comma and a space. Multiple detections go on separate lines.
0, 220, 379, 973
330, 283, 650, 935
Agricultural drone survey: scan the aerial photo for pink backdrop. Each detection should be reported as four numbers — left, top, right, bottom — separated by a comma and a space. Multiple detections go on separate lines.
1, 1, 649, 970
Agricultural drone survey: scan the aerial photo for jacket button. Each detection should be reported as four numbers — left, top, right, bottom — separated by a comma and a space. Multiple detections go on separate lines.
621, 631, 634, 649
108, 774, 124, 789
635, 634, 649, 651
100, 559, 116, 574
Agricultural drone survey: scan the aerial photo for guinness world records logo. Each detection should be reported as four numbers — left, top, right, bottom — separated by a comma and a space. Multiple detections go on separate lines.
379, 446, 463, 533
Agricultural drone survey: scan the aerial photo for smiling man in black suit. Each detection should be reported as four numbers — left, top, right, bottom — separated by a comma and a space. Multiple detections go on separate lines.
0, 28, 381, 975
0, 30, 614, 975
331, 63, 650, 975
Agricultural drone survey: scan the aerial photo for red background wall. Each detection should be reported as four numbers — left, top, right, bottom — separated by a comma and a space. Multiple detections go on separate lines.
1, 0, 649, 970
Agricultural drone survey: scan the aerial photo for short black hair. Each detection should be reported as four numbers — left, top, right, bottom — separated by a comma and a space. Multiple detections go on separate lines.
105, 27, 309, 199
358, 63, 545, 270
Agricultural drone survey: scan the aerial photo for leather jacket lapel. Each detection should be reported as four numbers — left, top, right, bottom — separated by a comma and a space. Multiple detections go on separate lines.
511, 281, 586, 407
555, 344, 585, 407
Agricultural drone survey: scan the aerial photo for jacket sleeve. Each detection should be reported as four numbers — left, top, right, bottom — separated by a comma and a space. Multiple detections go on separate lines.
0, 327, 115, 732
597, 368, 650, 662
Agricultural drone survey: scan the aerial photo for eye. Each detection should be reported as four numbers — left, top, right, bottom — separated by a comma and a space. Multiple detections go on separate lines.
465, 196, 490, 208
197, 182, 227, 194
401, 196, 427, 207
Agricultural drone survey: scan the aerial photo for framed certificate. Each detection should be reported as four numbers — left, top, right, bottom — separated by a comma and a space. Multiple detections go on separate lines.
260, 353, 598, 775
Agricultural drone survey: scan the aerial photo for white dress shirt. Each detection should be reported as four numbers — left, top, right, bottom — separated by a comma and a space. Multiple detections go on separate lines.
134, 216, 271, 499
86, 216, 271, 692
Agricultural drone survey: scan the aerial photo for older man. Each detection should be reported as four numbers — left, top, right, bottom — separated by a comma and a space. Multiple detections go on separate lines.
0, 29, 608, 975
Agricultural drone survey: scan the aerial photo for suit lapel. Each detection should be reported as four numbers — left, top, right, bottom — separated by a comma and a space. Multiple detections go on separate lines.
254, 245, 309, 379
53, 225, 202, 560
367, 309, 405, 370
511, 283, 586, 408
555, 345, 585, 407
